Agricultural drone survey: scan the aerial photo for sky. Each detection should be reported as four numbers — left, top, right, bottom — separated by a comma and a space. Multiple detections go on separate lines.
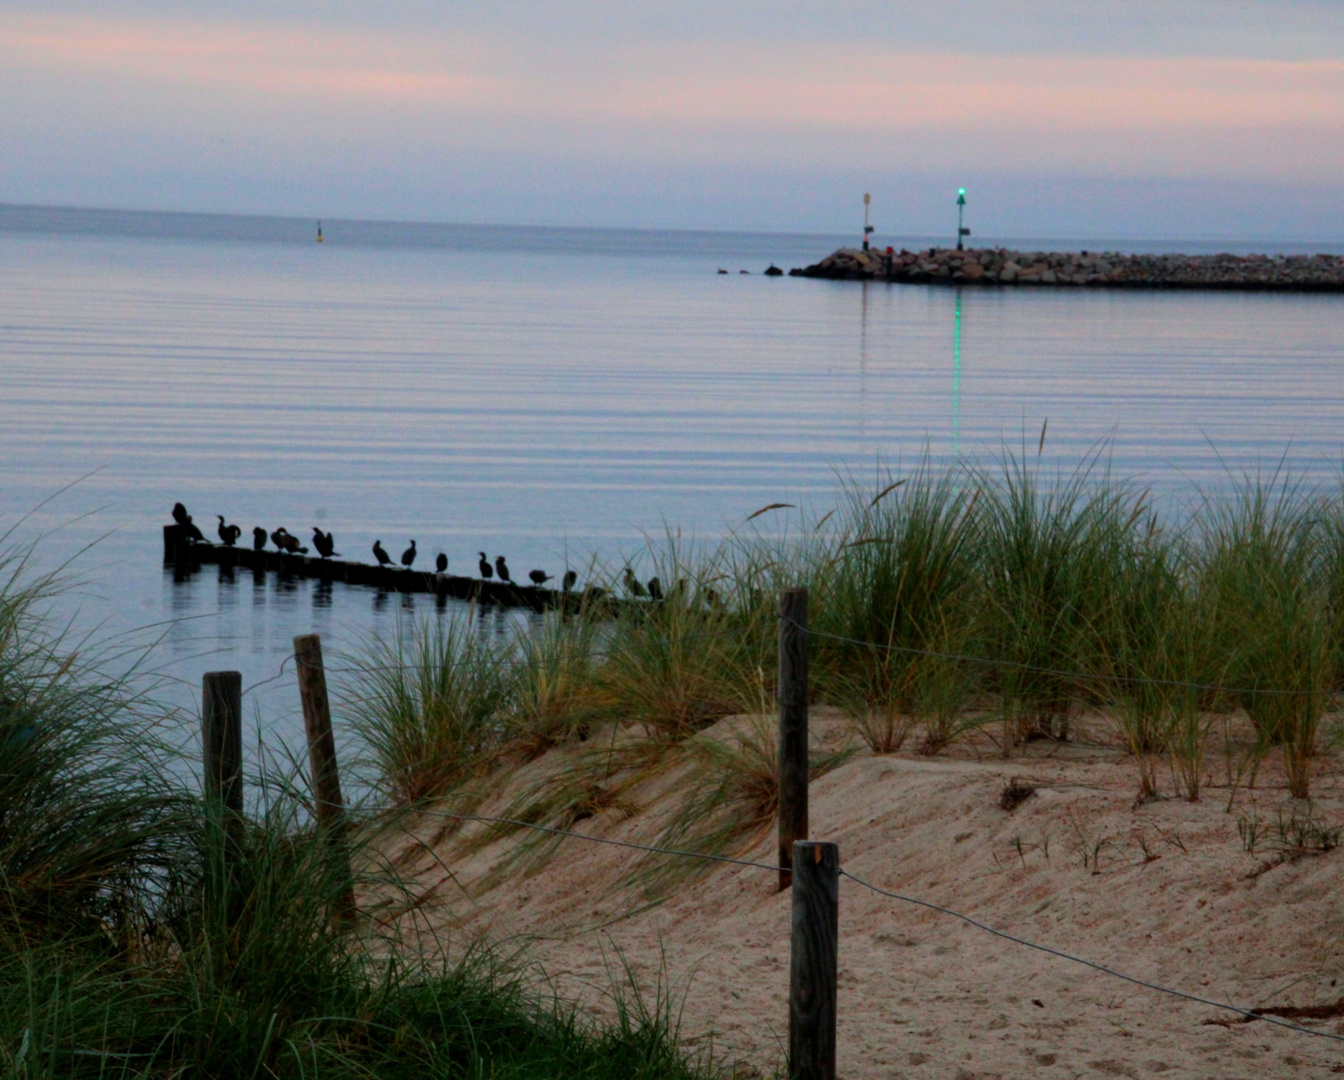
2, 2, 1343, 238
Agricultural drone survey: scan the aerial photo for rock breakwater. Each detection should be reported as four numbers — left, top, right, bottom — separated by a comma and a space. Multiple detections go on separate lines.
790, 246, 1344, 291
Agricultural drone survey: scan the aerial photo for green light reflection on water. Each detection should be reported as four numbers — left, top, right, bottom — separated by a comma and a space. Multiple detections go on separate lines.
952, 288, 962, 455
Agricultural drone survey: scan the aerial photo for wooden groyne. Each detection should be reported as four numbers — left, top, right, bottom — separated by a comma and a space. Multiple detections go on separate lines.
163, 525, 593, 613
790, 247, 1344, 291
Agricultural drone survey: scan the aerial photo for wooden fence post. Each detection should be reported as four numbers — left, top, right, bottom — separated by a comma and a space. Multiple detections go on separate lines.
778, 587, 809, 890
202, 670, 243, 832
293, 634, 355, 920
790, 840, 839, 1080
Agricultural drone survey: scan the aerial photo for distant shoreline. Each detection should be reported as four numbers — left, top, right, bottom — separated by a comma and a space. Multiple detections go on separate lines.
791, 246, 1344, 292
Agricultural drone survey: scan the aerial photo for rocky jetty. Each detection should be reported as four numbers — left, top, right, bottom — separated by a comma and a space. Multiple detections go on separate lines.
790, 246, 1344, 291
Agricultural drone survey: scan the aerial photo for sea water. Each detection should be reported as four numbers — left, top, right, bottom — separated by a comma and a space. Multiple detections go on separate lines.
2, 204, 1342, 761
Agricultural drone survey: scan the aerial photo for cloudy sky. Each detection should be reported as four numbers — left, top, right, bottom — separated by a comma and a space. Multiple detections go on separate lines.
3, 1, 1343, 237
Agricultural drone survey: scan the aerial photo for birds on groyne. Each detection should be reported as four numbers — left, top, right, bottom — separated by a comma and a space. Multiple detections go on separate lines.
216, 516, 242, 547
312, 528, 338, 559
168, 504, 607, 600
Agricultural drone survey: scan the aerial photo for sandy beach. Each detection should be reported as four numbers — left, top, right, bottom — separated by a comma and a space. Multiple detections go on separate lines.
387, 711, 1344, 1078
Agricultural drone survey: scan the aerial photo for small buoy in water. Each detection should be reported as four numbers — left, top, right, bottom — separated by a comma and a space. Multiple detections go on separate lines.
317, 220, 323, 243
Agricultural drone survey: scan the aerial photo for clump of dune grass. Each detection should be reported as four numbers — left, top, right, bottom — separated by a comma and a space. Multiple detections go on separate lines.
0, 541, 192, 945
340, 613, 516, 806
594, 537, 765, 742
811, 459, 979, 753
508, 608, 608, 756
1097, 524, 1213, 799
971, 441, 1139, 746
1195, 469, 1335, 798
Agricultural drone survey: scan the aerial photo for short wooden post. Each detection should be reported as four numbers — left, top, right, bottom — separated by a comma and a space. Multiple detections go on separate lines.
778, 587, 809, 890
293, 633, 355, 919
790, 840, 839, 1080
202, 671, 243, 827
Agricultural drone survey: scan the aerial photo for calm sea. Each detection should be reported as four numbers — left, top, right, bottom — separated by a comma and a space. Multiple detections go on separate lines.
3, 204, 1342, 762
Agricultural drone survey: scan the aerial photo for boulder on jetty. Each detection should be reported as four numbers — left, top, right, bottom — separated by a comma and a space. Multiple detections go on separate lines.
790, 247, 1344, 291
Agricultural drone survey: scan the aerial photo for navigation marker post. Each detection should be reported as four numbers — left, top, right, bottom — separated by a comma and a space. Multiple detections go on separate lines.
862, 193, 874, 251
956, 188, 970, 251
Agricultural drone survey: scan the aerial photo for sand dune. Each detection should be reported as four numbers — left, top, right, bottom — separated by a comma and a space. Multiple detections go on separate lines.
388, 711, 1344, 1078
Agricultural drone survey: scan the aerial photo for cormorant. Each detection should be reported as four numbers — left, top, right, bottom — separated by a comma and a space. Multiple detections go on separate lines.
647, 577, 664, 601
311, 528, 337, 559
435, 552, 448, 574
401, 540, 417, 568
184, 518, 206, 544
495, 555, 513, 584
478, 552, 493, 580
623, 566, 647, 597
528, 569, 552, 587
275, 530, 307, 555
172, 502, 191, 527
216, 515, 241, 547
372, 540, 392, 567
252, 526, 267, 551
562, 569, 577, 592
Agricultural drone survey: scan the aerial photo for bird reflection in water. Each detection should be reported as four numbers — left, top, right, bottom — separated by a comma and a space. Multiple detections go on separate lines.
313, 578, 333, 609
373, 588, 390, 612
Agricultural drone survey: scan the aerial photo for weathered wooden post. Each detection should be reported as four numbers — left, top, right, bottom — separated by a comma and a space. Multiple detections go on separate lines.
202, 670, 243, 929
293, 633, 355, 920
202, 670, 243, 833
790, 840, 839, 1080
777, 586, 809, 890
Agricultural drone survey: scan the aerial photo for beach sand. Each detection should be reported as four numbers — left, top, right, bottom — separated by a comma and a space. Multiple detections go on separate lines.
384, 712, 1344, 1078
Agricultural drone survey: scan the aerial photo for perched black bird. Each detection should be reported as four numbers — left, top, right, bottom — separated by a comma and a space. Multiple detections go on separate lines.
623, 566, 647, 597
401, 540, 417, 568
562, 569, 577, 592
172, 502, 190, 527
276, 530, 308, 555
216, 515, 241, 547
647, 577, 664, 601
528, 569, 552, 587
373, 540, 392, 567
478, 552, 493, 580
495, 556, 513, 584
252, 526, 267, 551
435, 552, 448, 574
311, 528, 337, 559
184, 518, 207, 544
